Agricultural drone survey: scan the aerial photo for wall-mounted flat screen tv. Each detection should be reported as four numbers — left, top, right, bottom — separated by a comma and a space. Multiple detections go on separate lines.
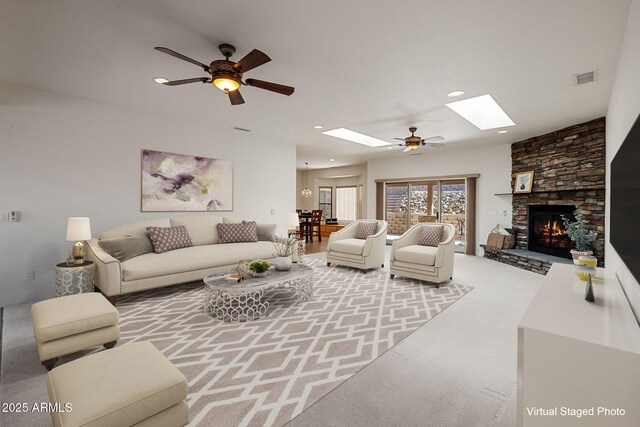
611, 112, 640, 284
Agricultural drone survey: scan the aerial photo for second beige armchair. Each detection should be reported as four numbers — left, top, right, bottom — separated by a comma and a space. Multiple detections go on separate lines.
390, 223, 455, 287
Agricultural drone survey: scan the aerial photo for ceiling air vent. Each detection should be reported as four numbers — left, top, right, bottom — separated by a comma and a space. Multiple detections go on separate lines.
233, 126, 251, 132
573, 70, 597, 85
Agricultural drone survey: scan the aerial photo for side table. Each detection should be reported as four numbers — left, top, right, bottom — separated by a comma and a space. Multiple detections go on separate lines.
292, 239, 306, 263
55, 261, 95, 297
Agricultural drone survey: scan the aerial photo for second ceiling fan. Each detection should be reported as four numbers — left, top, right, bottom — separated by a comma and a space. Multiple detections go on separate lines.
393, 127, 445, 152
155, 43, 295, 105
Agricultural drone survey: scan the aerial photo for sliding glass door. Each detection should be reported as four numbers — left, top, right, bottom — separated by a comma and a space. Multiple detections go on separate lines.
384, 179, 467, 252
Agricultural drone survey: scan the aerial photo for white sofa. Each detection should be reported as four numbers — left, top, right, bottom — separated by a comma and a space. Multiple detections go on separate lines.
86, 216, 278, 303
326, 220, 388, 272
389, 223, 455, 287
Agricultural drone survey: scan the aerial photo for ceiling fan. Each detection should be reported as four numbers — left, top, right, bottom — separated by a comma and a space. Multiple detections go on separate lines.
154, 43, 295, 105
392, 127, 445, 152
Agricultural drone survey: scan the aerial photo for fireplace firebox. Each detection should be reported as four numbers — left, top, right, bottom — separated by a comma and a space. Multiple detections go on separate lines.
527, 205, 575, 259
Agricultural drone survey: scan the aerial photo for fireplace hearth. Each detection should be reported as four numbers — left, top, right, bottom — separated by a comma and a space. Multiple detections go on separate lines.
528, 205, 575, 259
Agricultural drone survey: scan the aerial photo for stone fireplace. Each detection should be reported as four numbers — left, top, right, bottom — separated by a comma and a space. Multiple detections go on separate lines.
483, 117, 606, 273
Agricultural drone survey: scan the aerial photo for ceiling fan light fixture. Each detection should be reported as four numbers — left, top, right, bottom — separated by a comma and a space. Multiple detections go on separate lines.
213, 76, 240, 92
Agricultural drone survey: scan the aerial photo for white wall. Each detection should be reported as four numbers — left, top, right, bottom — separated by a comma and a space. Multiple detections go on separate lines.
366, 144, 513, 254
0, 82, 296, 307
606, 0, 640, 321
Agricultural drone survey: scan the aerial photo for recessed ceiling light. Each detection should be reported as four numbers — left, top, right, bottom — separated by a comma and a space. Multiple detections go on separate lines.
329, 158, 335, 162
498, 130, 508, 134
447, 90, 465, 97
322, 128, 391, 147
154, 77, 169, 84
314, 125, 323, 129
446, 94, 515, 130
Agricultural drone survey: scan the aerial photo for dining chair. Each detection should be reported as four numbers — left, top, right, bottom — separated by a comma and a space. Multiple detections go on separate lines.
310, 210, 323, 242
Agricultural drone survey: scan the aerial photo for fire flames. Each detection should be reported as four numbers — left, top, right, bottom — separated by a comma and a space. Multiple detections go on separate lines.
534, 217, 571, 248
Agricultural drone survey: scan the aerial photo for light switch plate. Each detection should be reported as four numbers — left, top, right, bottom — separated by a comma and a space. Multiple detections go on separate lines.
0, 212, 8, 222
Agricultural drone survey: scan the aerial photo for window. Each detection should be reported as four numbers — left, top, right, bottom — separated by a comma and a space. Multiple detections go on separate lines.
319, 187, 332, 219
336, 186, 358, 221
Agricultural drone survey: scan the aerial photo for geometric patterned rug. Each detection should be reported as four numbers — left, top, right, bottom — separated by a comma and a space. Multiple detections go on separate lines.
118, 256, 472, 427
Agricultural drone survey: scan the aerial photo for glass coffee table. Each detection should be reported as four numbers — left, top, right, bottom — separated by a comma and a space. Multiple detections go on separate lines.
203, 264, 314, 322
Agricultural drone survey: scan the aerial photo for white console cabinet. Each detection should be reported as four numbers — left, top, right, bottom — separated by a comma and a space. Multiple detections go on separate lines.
517, 263, 640, 426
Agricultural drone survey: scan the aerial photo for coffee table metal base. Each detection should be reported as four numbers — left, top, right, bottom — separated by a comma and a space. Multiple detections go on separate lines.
204, 288, 269, 322
204, 273, 313, 322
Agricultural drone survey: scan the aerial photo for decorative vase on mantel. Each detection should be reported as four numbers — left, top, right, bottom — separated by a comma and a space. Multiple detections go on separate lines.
273, 256, 292, 271
570, 249, 593, 265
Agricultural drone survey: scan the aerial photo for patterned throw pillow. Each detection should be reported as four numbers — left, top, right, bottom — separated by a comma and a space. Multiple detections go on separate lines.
146, 226, 193, 254
354, 222, 378, 239
217, 221, 258, 243
418, 225, 444, 247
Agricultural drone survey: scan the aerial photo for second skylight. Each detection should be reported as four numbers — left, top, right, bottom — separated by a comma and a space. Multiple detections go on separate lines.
322, 128, 391, 147
446, 94, 515, 130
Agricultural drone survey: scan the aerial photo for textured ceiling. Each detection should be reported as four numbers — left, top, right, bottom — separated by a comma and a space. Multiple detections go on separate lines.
0, 0, 631, 169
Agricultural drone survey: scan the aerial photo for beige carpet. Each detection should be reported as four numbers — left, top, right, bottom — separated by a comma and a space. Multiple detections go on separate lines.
1, 256, 471, 427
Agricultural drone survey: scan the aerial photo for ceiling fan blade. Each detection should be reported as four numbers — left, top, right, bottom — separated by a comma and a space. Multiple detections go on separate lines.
425, 143, 445, 148
393, 137, 405, 141
163, 77, 210, 86
155, 47, 210, 71
228, 89, 245, 105
403, 147, 411, 152
245, 78, 295, 96
234, 49, 271, 72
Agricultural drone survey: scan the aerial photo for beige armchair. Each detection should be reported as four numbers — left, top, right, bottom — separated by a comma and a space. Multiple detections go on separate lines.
326, 220, 388, 272
390, 223, 455, 287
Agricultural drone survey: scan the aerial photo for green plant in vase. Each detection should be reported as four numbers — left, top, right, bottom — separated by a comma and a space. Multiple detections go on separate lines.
249, 259, 270, 277
561, 209, 597, 265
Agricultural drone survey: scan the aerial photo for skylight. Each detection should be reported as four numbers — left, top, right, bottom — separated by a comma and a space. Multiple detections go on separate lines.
322, 128, 391, 147
446, 94, 515, 130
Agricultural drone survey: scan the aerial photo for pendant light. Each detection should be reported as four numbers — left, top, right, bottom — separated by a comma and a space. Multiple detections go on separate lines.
301, 162, 313, 198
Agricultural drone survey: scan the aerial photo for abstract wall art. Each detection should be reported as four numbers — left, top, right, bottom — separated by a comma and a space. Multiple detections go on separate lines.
141, 149, 233, 212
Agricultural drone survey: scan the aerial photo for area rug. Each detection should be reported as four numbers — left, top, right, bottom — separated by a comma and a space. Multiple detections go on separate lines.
115, 256, 472, 426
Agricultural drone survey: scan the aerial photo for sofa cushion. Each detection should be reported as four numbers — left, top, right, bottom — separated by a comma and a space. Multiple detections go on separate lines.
147, 226, 193, 254
218, 221, 258, 243
329, 238, 366, 255
418, 224, 444, 247
354, 222, 378, 239
121, 242, 276, 281
394, 244, 438, 266
98, 232, 153, 262
100, 218, 171, 240
257, 223, 277, 241
170, 215, 222, 246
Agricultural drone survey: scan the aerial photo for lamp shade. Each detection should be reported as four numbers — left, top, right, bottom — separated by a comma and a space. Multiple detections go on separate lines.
285, 212, 300, 228
66, 217, 91, 241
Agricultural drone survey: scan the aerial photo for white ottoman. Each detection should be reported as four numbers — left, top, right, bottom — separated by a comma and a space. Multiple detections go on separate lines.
31, 293, 120, 370
47, 341, 189, 427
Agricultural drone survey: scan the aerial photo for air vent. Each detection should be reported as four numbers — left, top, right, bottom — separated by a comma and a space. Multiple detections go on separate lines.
233, 126, 251, 132
574, 70, 597, 85
424, 136, 445, 142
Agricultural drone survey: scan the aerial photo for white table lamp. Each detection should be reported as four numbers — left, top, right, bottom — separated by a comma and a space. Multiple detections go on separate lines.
285, 213, 300, 237
66, 217, 91, 265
